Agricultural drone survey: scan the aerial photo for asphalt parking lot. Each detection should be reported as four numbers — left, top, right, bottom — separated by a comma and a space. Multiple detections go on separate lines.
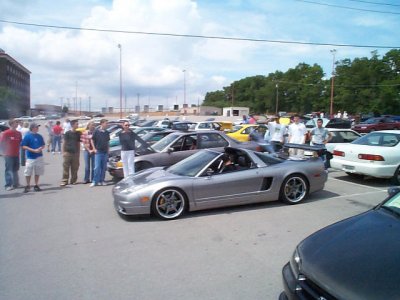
0, 126, 393, 300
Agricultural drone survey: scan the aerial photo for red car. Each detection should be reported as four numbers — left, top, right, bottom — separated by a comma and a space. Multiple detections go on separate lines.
352, 117, 400, 134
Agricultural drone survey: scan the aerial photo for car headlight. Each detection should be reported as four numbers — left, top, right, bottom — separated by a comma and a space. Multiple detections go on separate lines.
116, 161, 123, 168
119, 184, 145, 195
290, 247, 301, 278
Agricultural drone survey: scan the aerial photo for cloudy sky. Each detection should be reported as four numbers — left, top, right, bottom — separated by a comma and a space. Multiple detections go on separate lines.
1, 0, 399, 111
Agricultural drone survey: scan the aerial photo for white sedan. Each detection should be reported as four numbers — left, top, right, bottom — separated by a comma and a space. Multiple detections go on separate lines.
330, 130, 400, 184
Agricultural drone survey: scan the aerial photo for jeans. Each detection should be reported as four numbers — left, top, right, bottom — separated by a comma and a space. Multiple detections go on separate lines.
93, 152, 108, 184
83, 150, 95, 182
52, 135, 62, 152
4, 156, 20, 188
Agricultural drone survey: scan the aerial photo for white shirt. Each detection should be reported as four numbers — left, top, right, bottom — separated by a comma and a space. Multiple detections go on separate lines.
63, 122, 72, 134
268, 121, 286, 143
288, 122, 307, 144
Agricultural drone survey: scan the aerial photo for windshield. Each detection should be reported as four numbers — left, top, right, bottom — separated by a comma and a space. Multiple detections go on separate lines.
167, 150, 220, 177
362, 118, 379, 124
352, 132, 400, 147
151, 133, 180, 152
330, 130, 360, 143
382, 191, 400, 217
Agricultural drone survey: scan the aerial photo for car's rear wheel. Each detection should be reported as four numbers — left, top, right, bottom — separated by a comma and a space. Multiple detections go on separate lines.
279, 174, 308, 204
152, 188, 187, 220
391, 166, 400, 185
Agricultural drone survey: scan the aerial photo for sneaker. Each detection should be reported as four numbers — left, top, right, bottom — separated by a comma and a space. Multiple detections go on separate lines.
83, 180, 91, 184
5, 186, 14, 191
52, 152, 55, 155
34, 185, 42, 192
23, 186, 30, 193
89, 183, 96, 187
60, 182, 67, 187
70, 182, 77, 185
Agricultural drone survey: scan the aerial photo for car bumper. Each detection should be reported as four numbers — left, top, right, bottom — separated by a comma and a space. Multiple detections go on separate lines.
113, 193, 150, 216
108, 165, 124, 179
280, 262, 298, 300
330, 158, 396, 178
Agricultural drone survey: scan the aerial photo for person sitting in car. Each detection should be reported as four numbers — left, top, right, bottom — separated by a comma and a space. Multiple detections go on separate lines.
219, 153, 237, 173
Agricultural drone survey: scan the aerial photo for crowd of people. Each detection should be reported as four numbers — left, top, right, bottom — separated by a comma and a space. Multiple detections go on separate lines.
0, 118, 139, 192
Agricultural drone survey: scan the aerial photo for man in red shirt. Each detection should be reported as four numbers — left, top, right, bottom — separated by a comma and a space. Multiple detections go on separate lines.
52, 121, 63, 153
0, 119, 22, 190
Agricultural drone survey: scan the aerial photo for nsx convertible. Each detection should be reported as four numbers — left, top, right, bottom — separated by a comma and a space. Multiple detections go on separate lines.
112, 146, 327, 220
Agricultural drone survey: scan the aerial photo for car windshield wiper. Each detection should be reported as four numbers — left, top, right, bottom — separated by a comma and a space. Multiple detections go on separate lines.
380, 205, 400, 219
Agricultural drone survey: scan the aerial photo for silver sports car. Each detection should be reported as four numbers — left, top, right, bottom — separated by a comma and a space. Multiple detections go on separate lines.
113, 146, 327, 220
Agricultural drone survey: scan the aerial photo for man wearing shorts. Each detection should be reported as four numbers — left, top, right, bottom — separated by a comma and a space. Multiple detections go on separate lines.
21, 123, 45, 193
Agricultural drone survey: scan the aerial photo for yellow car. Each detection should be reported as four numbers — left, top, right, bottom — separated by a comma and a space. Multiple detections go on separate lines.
227, 124, 259, 142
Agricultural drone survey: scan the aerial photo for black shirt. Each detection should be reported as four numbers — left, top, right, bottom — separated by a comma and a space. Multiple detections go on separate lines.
92, 129, 110, 153
119, 130, 139, 151
63, 130, 81, 153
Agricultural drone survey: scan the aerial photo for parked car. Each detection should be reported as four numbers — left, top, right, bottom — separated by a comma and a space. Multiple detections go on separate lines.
190, 121, 223, 131
108, 130, 263, 180
227, 124, 266, 142
330, 130, 400, 183
280, 186, 400, 300
352, 116, 400, 134
32, 114, 47, 120
305, 117, 352, 129
171, 121, 196, 131
15, 116, 33, 122
113, 145, 327, 220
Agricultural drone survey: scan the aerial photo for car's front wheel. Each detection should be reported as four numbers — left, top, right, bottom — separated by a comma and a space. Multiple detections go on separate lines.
279, 174, 308, 204
152, 188, 187, 220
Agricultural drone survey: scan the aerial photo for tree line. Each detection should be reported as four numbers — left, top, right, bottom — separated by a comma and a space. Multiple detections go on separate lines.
203, 49, 400, 116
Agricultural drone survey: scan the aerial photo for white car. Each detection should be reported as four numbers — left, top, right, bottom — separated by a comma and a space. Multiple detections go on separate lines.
330, 130, 400, 184
33, 114, 47, 120
190, 121, 222, 131
15, 116, 33, 121
325, 128, 361, 154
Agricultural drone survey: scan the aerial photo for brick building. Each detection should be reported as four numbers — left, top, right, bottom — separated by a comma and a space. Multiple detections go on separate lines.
0, 49, 31, 119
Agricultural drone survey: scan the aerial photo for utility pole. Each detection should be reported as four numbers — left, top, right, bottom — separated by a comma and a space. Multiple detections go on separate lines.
118, 44, 123, 119
275, 83, 279, 116
330, 49, 337, 118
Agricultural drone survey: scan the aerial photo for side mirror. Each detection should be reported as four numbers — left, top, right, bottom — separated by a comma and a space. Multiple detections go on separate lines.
388, 187, 400, 197
167, 147, 174, 153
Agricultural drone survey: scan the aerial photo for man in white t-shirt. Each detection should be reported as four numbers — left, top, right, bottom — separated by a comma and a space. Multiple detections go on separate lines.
288, 114, 307, 156
268, 117, 287, 152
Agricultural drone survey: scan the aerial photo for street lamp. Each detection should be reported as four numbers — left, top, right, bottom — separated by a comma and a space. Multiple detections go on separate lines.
275, 83, 279, 116
118, 44, 123, 119
330, 49, 337, 118
183, 69, 186, 107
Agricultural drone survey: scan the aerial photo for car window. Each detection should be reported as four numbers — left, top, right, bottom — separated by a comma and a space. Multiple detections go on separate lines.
197, 133, 229, 149
330, 131, 360, 143
352, 132, 400, 147
243, 127, 253, 134
254, 152, 283, 165
168, 150, 220, 177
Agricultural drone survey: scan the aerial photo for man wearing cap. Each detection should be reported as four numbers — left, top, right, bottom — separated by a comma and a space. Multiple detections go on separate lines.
21, 123, 45, 193
0, 119, 22, 191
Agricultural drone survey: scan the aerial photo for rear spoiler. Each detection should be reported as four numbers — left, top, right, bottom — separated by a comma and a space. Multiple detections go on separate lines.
281, 143, 326, 158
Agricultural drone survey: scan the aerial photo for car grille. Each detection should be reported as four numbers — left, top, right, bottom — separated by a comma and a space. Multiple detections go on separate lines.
296, 274, 337, 300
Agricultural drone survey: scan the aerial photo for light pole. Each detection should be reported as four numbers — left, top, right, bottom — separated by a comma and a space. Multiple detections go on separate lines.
118, 44, 123, 119
275, 83, 279, 116
183, 69, 186, 107
330, 49, 337, 118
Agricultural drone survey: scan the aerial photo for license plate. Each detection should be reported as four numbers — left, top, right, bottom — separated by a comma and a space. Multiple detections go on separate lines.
343, 165, 355, 170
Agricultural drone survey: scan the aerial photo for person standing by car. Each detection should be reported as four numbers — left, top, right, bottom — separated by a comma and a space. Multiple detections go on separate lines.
81, 121, 96, 184
268, 117, 287, 153
21, 123, 45, 193
119, 121, 139, 178
0, 119, 22, 191
310, 118, 332, 169
288, 114, 307, 156
18, 121, 30, 166
44, 120, 54, 152
90, 119, 110, 187
52, 121, 63, 154
60, 120, 81, 186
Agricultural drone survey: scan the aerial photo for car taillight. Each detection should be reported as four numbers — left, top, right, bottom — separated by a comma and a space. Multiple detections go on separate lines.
333, 150, 345, 157
358, 154, 385, 161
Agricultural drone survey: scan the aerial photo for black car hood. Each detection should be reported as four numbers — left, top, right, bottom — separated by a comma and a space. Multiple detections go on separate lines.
298, 209, 400, 300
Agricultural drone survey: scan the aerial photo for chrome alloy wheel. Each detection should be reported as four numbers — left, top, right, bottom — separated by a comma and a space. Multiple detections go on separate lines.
281, 176, 308, 204
153, 189, 186, 220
